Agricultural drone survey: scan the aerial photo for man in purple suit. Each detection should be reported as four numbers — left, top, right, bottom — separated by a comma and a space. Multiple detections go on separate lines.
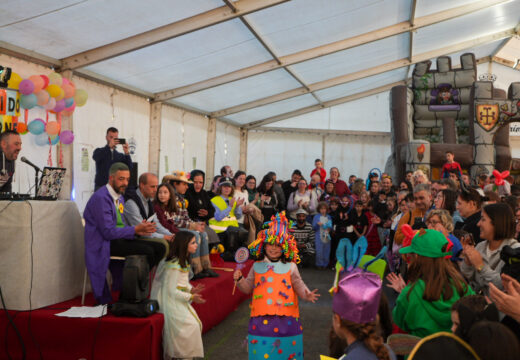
83, 162, 158, 304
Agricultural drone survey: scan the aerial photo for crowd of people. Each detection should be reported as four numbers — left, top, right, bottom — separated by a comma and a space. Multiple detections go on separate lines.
81, 129, 520, 360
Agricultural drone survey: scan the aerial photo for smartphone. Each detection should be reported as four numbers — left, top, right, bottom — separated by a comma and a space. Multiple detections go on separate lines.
116, 138, 126, 144
146, 214, 156, 223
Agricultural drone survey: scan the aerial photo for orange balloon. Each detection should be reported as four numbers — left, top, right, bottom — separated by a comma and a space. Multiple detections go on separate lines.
16, 123, 28, 134
46, 121, 61, 135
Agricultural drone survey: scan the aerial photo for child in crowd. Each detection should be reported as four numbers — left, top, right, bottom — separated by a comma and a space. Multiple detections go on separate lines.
351, 200, 368, 241
320, 179, 336, 202
441, 151, 463, 179
331, 266, 395, 360
234, 212, 320, 360
365, 202, 382, 256
311, 158, 326, 189
151, 231, 206, 360
313, 201, 333, 269
393, 229, 475, 338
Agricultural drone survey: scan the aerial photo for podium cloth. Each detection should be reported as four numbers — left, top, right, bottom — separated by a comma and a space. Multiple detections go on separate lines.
0, 200, 85, 311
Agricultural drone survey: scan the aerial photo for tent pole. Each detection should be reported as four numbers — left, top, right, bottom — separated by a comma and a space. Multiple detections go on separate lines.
206, 117, 217, 189
149, 101, 162, 176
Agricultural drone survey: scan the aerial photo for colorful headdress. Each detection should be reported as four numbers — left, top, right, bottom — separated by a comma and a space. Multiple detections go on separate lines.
248, 212, 300, 263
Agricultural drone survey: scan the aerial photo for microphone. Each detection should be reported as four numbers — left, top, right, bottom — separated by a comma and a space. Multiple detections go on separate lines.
21, 157, 42, 172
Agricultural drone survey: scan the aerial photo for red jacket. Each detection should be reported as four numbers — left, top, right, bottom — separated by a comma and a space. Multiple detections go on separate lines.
310, 168, 326, 189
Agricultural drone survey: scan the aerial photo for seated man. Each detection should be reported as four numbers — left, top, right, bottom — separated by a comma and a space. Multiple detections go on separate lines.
83, 163, 162, 304
292, 209, 315, 268
123, 172, 174, 242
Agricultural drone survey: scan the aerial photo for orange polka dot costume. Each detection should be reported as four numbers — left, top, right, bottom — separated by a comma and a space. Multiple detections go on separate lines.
236, 212, 310, 360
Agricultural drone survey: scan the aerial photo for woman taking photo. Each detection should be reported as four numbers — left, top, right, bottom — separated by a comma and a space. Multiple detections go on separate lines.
460, 203, 520, 294
257, 174, 280, 221
455, 188, 483, 244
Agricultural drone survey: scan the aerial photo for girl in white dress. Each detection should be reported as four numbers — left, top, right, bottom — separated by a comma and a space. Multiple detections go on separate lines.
151, 231, 206, 359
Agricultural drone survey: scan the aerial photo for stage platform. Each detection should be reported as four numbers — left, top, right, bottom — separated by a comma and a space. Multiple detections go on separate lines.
0, 259, 253, 360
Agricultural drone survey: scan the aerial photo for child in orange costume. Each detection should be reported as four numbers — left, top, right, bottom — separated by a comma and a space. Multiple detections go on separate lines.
234, 212, 320, 360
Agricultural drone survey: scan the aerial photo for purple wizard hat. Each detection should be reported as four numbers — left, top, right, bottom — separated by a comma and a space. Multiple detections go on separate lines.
332, 268, 382, 324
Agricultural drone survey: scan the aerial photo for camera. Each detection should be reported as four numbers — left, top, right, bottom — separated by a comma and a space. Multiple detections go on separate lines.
412, 216, 427, 230
116, 138, 126, 145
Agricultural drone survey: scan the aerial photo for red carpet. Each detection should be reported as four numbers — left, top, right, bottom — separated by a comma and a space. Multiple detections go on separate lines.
0, 259, 253, 360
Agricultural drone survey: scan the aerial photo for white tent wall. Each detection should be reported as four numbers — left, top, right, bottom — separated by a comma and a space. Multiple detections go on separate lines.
246, 129, 391, 182
265, 92, 391, 132
324, 134, 391, 181
246, 130, 322, 181
159, 105, 208, 180
215, 121, 240, 175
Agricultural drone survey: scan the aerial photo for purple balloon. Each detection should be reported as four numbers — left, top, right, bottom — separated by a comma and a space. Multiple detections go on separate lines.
53, 99, 66, 113
19, 79, 35, 95
60, 130, 74, 145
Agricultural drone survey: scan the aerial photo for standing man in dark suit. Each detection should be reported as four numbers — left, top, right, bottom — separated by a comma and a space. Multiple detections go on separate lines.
93, 127, 133, 191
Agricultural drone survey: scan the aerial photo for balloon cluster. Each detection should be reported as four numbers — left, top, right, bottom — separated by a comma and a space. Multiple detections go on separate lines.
7, 72, 88, 115
7, 72, 85, 146
25, 118, 74, 146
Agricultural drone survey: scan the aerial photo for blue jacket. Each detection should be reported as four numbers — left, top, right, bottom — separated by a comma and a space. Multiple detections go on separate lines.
92, 145, 132, 190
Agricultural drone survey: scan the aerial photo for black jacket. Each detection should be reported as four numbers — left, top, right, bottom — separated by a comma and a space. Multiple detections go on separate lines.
92, 145, 132, 190
185, 187, 215, 222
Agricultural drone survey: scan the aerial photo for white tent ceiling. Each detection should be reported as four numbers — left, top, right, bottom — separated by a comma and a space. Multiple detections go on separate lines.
1, 0, 520, 130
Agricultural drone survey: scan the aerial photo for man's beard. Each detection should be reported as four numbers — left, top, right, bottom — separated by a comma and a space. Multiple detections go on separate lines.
114, 184, 127, 194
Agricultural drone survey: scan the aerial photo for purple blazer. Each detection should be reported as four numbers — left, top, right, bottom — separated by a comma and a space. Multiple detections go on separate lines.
83, 186, 135, 303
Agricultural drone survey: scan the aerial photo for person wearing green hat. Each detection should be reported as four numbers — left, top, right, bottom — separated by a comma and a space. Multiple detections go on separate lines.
392, 229, 475, 338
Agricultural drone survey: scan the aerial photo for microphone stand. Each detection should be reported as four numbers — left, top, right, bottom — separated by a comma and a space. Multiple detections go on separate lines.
33, 168, 41, 199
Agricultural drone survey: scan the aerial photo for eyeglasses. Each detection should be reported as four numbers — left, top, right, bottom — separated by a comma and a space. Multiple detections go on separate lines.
426, 219, 441, 226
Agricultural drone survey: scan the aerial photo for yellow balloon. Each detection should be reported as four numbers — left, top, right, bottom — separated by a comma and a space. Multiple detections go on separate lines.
48, 72, 62, 85
47, 84, 62, 98
74, 89, 88, 107
56, 87, 65, 101
7, 72, 22, 90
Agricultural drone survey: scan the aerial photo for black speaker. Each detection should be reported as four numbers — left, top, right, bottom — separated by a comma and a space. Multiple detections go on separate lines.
129, 162, 138, 188
111, 299, 159, 317
119, 255, 149, 303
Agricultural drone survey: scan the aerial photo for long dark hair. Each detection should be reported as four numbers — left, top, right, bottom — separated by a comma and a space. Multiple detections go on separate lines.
483, 203, 515, 240
257, 174, 274, 196
440, 189, 458, 215
234, 170, 247, 191
407, 253, 469, 302
167, 230, 195, 268
154, 183, 177, 213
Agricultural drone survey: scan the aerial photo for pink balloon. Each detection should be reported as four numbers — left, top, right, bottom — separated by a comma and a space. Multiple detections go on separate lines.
35, 91, 50, 106
19, 79, 35, 95
62, 78, 70, 86
62, 84, 75, 98
44, 97, 56, 110
53, 99, 66, 113
60, 130, 74, 144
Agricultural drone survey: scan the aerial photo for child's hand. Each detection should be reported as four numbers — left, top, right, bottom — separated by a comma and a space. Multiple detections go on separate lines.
191, 284, 205, 294
192, 293, 206, 304
233, 269, 243, 281
386, 272, 406, 293
305, 289, 320, 303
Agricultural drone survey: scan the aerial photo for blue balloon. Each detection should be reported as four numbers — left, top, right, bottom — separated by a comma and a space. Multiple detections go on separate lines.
28, 120, 45, 135
50, 135, 60, 145
20, 94, 37, 109
64, 97, 74, 108
35, 133, 49, 146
